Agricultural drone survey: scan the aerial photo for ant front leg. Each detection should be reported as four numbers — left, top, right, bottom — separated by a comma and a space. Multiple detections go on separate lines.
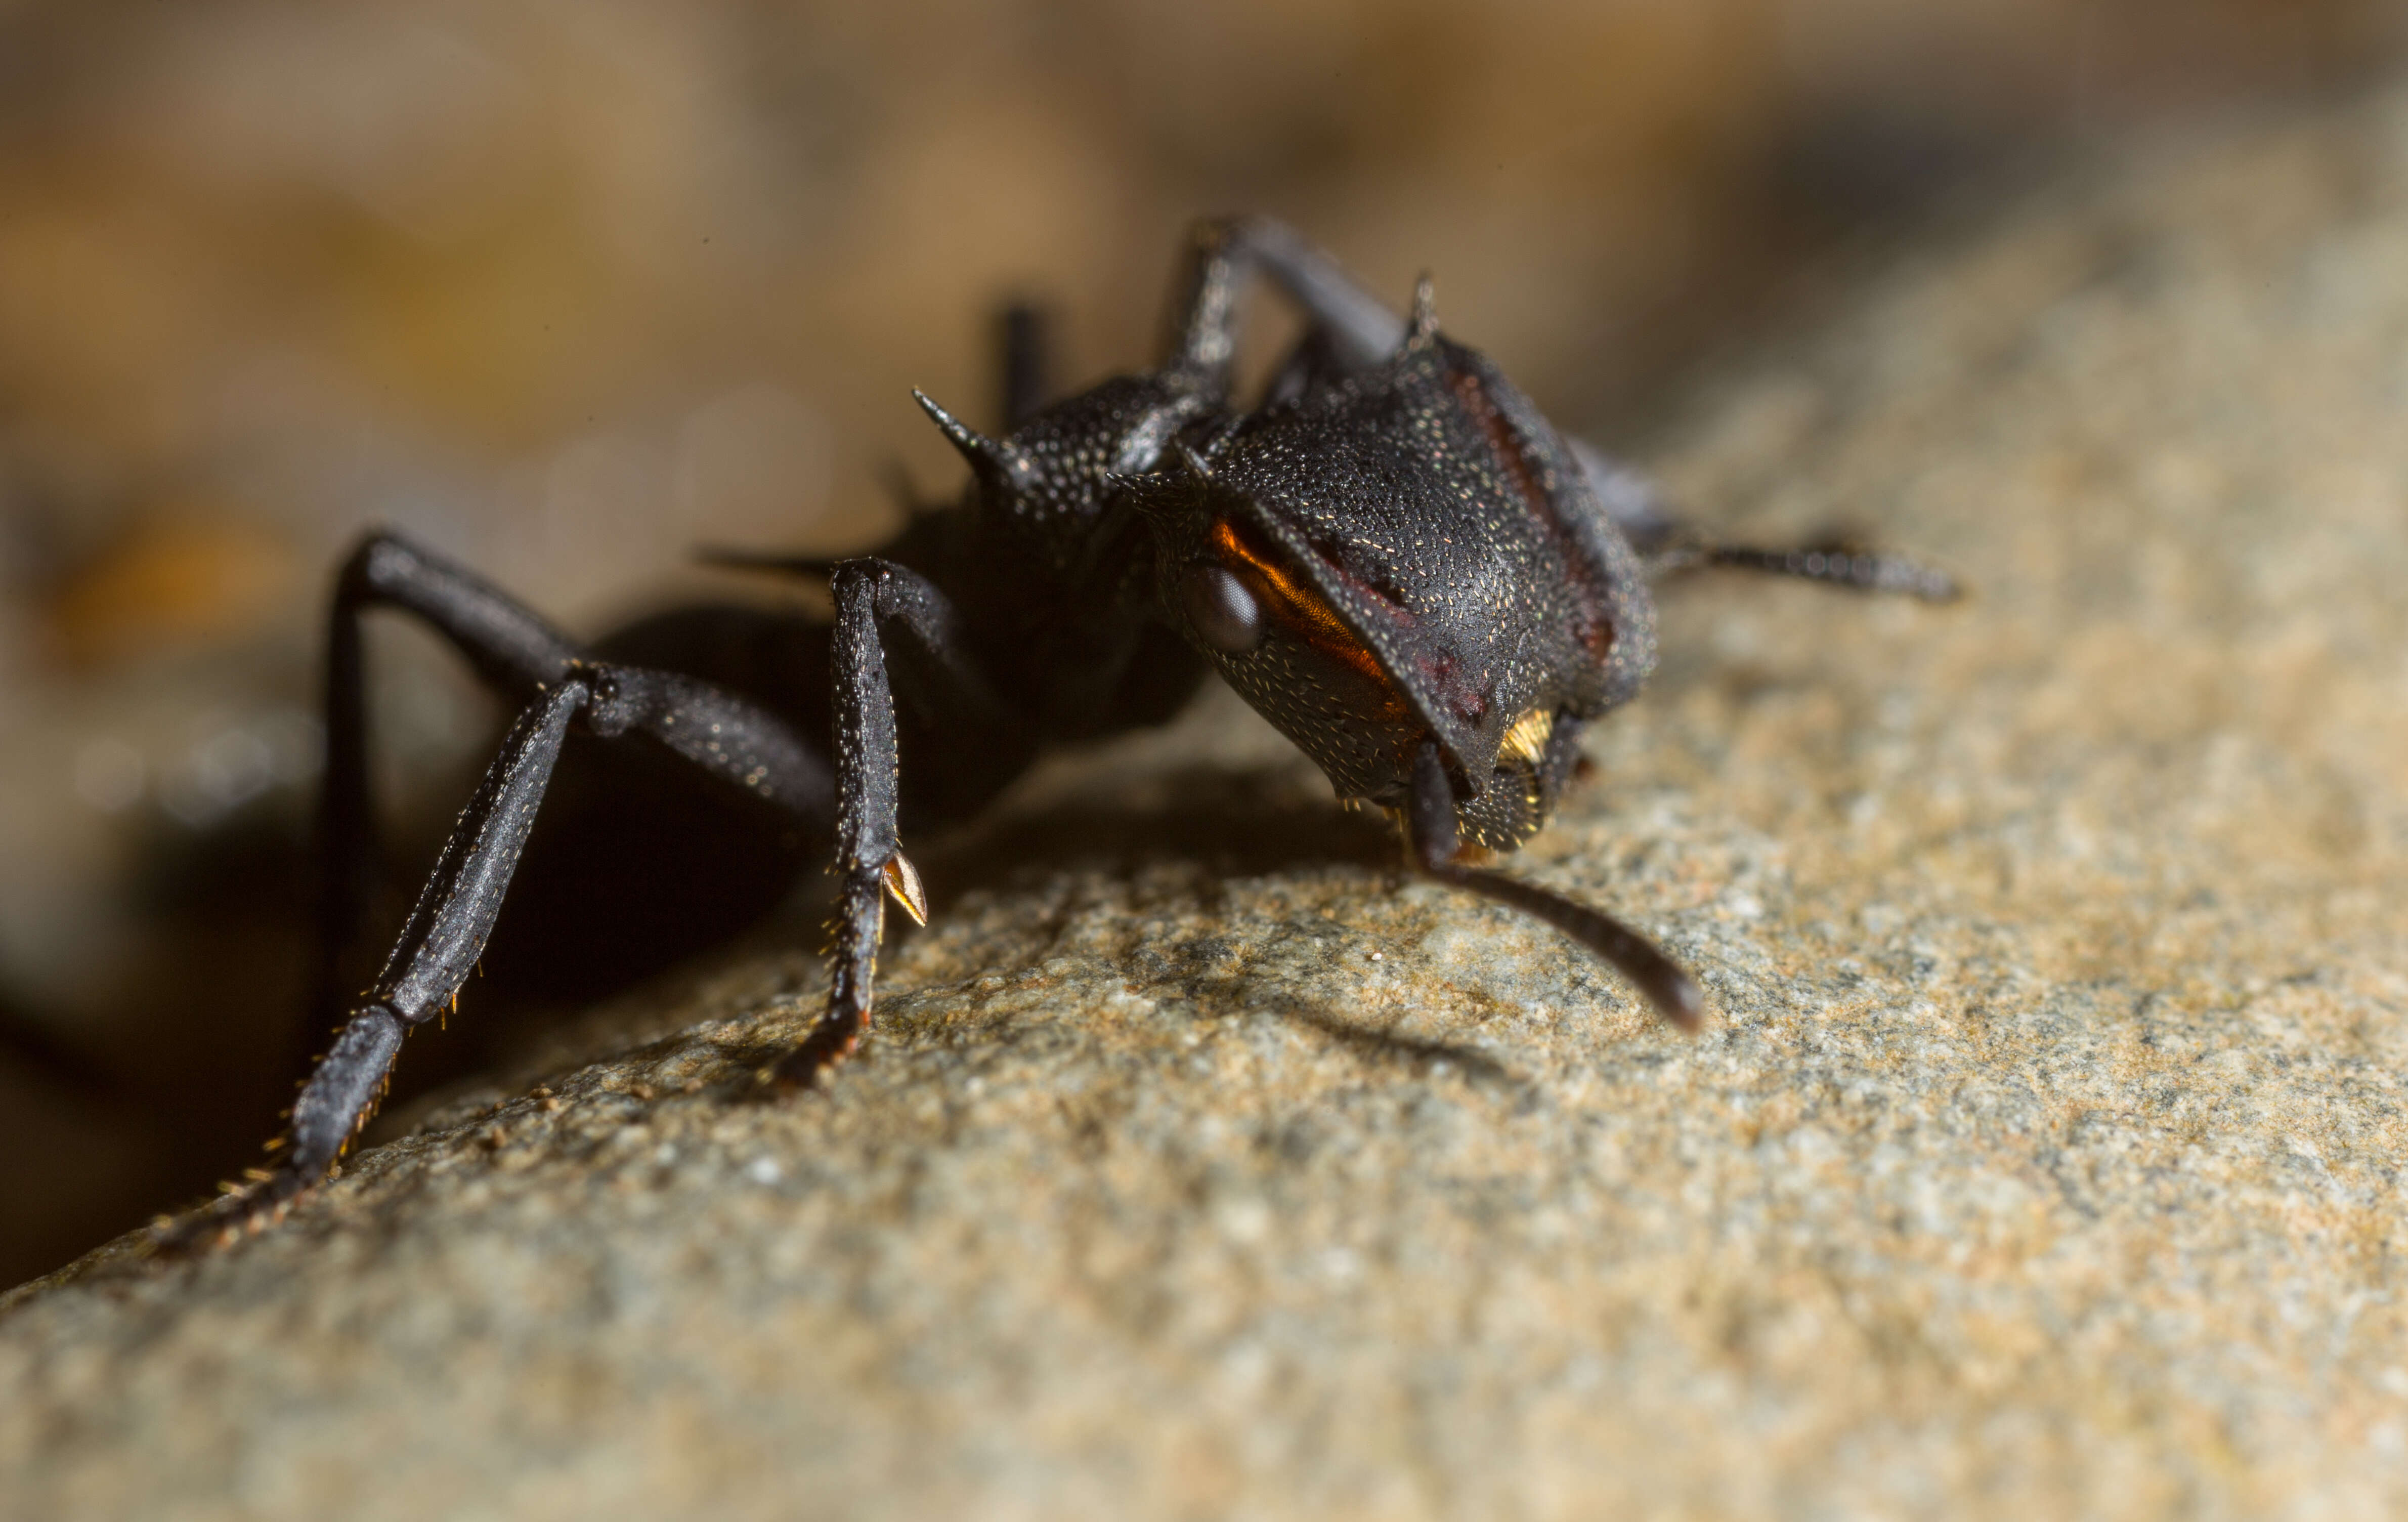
1404, 743, 1703, 1031
769, 558, 1028, 1085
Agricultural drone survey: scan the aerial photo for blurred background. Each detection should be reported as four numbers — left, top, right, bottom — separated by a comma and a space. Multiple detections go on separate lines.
2, 0, 2399, 1286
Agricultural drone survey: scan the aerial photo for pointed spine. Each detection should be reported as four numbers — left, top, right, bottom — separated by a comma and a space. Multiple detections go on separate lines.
1108, 439, 1215, 521
1404, 276, 1440, 351
912, 390, 1036, 495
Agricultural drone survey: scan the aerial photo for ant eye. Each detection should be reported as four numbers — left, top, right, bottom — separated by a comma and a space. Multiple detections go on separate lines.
1181, 562, 1264, 654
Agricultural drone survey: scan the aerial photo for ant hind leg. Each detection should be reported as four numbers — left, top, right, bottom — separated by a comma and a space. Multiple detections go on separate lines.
1168, 216, 1412, 384
1557, 448, 1959, 602
1650, 535, 1960, 602
162, 539, 835, 1250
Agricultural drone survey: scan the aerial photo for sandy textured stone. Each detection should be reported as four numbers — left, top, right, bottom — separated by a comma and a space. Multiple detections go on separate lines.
7, 92, 2408, 1520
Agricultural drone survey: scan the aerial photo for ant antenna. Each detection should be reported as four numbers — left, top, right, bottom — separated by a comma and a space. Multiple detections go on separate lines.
1406, 744, 1702, 1030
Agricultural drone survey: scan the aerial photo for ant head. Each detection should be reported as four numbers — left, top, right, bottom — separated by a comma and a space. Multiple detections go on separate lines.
1125, 317, 1655, 848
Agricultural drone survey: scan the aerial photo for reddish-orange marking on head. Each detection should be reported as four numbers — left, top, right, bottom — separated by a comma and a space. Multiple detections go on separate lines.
1211, 517, 1396, 694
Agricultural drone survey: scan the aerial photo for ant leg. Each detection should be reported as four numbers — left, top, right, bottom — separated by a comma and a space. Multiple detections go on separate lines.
160, 656, 834, 1249
311, 533, 583, 1049
1565, 439, 1683, 547
1555, 446, 1960, 602
767, 557, 1027, 1086
169, 681, 587, 1248
1404, 743, 1703, 1031
1648, 534, 1960, 602
1260, 324, 1361, 411
998, 302, 1050, 431
1168, 216, 1409, 383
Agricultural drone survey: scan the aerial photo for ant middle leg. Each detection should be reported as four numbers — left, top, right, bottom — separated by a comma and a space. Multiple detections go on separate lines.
160, 648, 834, 1249
160, 534, 838, 1247
308, 535, 843, 1068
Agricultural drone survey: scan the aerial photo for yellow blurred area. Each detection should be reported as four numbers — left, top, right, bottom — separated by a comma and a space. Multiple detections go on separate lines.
42, 517, 297, 669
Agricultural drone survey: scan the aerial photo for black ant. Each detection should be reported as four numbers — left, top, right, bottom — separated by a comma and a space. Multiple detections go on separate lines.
160, 217, 1952, 1248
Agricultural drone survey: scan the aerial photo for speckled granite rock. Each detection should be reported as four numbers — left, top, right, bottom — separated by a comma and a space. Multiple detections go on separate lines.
8, 92, 2408, 1521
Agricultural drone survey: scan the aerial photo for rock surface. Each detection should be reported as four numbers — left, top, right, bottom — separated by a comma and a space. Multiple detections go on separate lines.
8, 91, 2408, 1520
